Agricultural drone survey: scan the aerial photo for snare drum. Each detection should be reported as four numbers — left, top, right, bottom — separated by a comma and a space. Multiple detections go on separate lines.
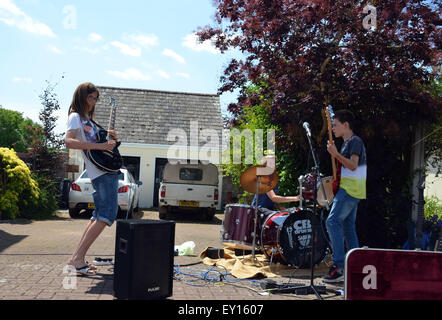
220, 204, 262, 250
260, 208, 328, 268
301, 173, 334, 207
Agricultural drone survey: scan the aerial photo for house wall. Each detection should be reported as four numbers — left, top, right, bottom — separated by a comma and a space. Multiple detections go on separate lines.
69, 143, 223, 209
425, 157, 442, 199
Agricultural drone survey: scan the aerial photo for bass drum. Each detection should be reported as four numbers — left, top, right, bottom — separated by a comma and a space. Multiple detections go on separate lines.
220, 204, 261, 250
260, 208, 328, 268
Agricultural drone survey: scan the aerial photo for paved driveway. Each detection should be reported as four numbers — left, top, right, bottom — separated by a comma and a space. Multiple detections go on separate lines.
0, 210, 344, 301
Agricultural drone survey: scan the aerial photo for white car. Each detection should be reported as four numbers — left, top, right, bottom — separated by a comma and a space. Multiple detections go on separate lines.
68, 168, 142, 219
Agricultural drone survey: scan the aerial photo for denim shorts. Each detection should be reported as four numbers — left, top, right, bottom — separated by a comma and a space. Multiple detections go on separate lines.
90, 172, 119, 226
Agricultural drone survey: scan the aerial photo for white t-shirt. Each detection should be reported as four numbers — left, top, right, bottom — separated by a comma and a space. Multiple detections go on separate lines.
67, 112, 106, 180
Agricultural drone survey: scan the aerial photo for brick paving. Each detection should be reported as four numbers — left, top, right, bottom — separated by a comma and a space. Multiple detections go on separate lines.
0, 210, 344, 301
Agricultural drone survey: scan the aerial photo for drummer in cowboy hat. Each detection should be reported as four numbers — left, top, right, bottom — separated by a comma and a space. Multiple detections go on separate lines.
251, 151, 300, 215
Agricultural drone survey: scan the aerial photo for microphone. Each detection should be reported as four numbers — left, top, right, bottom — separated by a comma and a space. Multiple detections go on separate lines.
303, 122, 311, 137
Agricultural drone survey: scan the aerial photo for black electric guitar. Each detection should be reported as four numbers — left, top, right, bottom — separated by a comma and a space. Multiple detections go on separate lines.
87, 97, 123, 173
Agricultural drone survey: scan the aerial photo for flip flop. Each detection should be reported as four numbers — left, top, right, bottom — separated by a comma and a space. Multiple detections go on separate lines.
76, 265, 96, 276
85, 261, 97, 270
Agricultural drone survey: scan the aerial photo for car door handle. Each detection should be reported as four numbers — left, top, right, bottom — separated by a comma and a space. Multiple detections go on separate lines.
187, 188, 193, 191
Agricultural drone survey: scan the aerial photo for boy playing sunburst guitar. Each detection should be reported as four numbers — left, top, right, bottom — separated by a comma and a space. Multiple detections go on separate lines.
323, 110, 367, 283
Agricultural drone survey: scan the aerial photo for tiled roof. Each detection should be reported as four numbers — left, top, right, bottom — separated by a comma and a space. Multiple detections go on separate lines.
94, 86, 223, 146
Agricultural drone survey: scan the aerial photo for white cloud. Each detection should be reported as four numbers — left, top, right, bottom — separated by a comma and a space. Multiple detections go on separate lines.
12, 76, 32, 83
88, 33, 102, 42
107, 68, 151, 81
162, 48, 185, 64
109, 33, 158, 58
0, 0, 56, 37
125, 32, 159, 48
48, 45, 62, 54
110, 41, 141, 57
76, 46, 99, 55
157, 70, 170, 79
176, 72, 190, 79
182, 33, 219, 54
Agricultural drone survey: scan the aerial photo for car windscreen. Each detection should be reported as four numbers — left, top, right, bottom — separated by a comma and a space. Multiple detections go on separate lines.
179, 168, 203, 181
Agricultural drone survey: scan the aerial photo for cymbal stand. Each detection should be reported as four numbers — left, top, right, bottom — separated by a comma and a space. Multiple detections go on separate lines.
251, 176, 261, 261
252, 176, 261, 262
296, 129, 325, 300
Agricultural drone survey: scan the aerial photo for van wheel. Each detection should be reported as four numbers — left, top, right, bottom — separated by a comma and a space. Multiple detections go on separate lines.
159, 206, 168, 220
132, 208, 144, 219
204, 208, 216, 221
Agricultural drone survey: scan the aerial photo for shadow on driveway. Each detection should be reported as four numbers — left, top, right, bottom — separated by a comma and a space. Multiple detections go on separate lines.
0, 230, 28, 253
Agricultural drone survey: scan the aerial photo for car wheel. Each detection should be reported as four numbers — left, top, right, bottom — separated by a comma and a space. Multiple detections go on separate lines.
118, 208, 132, 220
159, 206, 168, 220
68, 208, 80, 218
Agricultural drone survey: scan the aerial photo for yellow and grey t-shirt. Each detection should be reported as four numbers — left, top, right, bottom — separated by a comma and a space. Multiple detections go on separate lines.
339, 135, 366, 199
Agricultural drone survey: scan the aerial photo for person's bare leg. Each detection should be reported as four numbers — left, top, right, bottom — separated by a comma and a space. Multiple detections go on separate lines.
67, 220, 94, 266
76, 220, 107, 262
68, 220, 107, 270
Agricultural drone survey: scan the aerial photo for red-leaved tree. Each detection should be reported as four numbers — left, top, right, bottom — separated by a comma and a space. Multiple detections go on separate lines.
199, 0, 441, 248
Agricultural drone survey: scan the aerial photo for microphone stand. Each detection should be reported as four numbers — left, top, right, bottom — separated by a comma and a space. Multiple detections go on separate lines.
296, 127, 325, 300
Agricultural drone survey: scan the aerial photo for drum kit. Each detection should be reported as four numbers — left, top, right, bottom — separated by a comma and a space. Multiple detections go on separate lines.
219, 117, 337, 299
220, 119, 336, 274
220, 166, 331, 268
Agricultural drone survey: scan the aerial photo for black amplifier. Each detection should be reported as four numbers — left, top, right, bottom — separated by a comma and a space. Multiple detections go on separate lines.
113, 219, 175, 300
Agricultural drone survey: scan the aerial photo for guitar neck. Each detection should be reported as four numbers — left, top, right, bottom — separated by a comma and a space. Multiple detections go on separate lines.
329, 139, 337, 180
325, 107, 337, 180
106, 99, 117, 139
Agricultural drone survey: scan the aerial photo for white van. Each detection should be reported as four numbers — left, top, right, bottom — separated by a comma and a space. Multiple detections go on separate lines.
158, 162, 219, 220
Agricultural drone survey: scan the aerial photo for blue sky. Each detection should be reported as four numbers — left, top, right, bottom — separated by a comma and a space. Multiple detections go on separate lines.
0, 0, 240, 134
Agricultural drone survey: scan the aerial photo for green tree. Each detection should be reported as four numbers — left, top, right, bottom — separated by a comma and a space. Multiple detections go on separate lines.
28, 80, 65, 177
38, 80, 65, 150
24, 80, 66, 218
199, 0, 441, 248
424, 78, 442, 175
223, 90, 300, 205
0, 106, 41, 153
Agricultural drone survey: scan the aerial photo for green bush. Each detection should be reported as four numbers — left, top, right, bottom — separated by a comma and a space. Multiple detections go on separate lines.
20, 172, 58, 219
0, 148, 39, 219
0, 148, 58, 220
424, 195, 442, 232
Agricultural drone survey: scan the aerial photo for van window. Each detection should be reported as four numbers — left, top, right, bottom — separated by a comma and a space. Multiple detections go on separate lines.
179, 168, 203, 181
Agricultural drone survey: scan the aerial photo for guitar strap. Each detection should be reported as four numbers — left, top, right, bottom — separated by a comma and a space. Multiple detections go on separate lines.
82, 119, 104, 160
90, 119, 105, 131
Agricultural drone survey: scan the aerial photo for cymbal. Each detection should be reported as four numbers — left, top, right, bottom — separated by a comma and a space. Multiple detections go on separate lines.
240, 165, 278, 194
